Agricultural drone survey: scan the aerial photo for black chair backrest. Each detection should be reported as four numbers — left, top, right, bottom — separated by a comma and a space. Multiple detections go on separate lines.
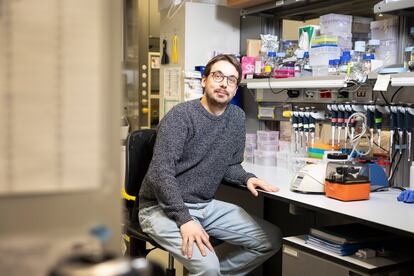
125, 129, 157, 199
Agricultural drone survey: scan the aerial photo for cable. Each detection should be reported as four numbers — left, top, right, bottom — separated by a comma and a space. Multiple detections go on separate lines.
267, 77, 287, 95
389, 152, 403, 185
390, 86, 404, 103
379, 90, 391, 106
373, 141, 389, 153
346, 112, 371, 160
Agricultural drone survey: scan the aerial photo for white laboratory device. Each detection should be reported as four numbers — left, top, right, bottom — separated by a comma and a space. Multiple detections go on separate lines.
290, 163, 327, 194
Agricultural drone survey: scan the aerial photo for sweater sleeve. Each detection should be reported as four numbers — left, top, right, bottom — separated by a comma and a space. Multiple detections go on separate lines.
145, 108, 193, 227
223, 112, 256, 185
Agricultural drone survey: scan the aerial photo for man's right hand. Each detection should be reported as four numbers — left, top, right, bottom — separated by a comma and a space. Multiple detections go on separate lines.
180, 220, 214, 259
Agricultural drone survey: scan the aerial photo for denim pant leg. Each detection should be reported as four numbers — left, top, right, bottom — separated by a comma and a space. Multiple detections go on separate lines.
138, 205, 221, 276
200, 200, 282, 276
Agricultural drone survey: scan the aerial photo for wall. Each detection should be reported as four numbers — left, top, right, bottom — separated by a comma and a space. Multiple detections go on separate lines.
159, 1, 240, 118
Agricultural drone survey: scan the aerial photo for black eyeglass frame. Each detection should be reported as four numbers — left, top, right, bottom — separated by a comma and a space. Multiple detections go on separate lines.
209, 71, 239, 87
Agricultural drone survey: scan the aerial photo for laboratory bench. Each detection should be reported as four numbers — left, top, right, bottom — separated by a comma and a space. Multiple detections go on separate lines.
240, 162, 414, 238
218, 162, 414, 275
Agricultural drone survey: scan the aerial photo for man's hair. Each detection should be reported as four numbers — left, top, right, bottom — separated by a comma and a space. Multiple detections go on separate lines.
203, 54, 242, 85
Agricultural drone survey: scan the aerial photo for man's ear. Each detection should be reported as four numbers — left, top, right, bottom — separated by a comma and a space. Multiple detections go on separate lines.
201, 76, 206, 88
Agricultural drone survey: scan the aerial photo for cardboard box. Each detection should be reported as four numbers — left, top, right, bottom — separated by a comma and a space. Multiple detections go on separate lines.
246, 39, 261, 57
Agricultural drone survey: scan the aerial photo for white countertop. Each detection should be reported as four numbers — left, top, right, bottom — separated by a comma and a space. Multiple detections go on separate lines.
242, 162, 414, 236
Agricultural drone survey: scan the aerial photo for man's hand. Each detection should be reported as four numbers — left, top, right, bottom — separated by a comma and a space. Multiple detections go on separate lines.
180, 220, 214, 259
246, 177, 279, 196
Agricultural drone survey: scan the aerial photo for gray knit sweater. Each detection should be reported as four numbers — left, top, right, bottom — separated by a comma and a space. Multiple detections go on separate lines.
138, 99, 255, 227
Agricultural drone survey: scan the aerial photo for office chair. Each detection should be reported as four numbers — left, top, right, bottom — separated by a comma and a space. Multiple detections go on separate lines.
122, 129, 223, 276
121, 129, 176, 276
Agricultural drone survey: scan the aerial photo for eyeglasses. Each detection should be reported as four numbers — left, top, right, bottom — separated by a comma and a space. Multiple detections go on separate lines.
209, 71, 238, 87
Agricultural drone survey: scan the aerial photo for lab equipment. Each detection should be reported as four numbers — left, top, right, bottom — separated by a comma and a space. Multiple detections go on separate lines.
292, 107, 299, 153
364, 105, 375, 148
298, 108, 305, 149
337, 105, 345, 146
325, 161, 370, 201
344, 105, 353, 147
291, 163, 327, 194
375, 105, 386, 147
328, 104, 338, 150
389, 106, 398, 160
304, 107, 310, 150
405, 107, 414, 161
397, 106, 405, 155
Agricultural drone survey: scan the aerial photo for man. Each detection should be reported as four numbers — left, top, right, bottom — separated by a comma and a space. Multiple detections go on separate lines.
138, 54, 281, 276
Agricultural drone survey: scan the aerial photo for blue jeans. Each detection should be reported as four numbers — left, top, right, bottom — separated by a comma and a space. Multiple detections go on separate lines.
138, 199, 281, 276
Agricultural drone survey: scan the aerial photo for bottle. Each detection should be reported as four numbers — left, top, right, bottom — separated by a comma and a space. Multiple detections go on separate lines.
339, 51, 351, 75
264, 51, 276, 77
333, 59, 340, 75
349, 41, 366, 82
294, 52, 304, 77
302, 51, 312, 76
276, 52, 286, 68
363, 53, 375, 74
410, 162, 414, 190
367, 39, 380, 56
409, 47, 414, 72
328, 59, 337, 76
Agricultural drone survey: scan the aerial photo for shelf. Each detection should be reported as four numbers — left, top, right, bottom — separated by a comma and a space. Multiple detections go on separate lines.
368, 72, 414, 86
390, 72, 414, 86
284, 236, 414, 272
374, 0, 414, 15
242, 75, 347, 89
240, 0, 378, 20
241, 72, 414, 91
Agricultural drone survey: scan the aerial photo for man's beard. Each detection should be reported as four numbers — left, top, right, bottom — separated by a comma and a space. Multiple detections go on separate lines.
205, 90, 231, 109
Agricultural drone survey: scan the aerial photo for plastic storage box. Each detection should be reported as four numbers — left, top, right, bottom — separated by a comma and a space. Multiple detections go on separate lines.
352, 16, 373, 34
309, 45, 341, 66
257, 130, 279, 143
370, 18, 398, 41
257, 142, 278, 152
254, 149, 277, 167
320, 14, 352, 36
377, 39, 398, 66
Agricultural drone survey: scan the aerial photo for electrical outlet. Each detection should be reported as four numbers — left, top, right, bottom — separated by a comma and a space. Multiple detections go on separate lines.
304, 91, 316, 99
319, 90, 332, 99
356, 90, 366, 97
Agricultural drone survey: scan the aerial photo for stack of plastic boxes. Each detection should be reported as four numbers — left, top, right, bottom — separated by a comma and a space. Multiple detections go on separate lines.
320, 14, 353, 50
309, 35, 341, 76
244, 133, 256, 163
254, 131, 279, 167
275, 140, 291, 170
370, 18, 398, 66
309, 14, 353, 76
352, 16, 373, 42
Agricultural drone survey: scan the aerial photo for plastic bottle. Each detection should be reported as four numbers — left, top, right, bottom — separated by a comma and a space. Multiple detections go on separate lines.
363, 53, 375, 74
328, 59, 337, 75
302, 51, 312, 76
294, 53, 303, 77
367, 39, 380, 55
409, 47, 414, 72
264, 51, 276, 77
339, 51, 351, 75
349, 41, 366, 82
333, 59, 340, 75
276, 52, 286, 68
